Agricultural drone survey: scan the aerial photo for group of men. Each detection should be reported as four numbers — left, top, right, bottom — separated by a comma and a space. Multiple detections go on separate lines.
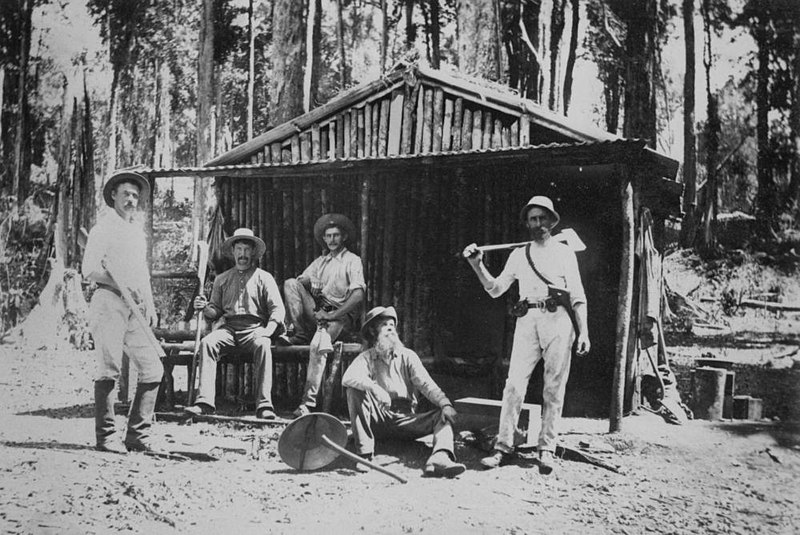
84, 170, 590, 477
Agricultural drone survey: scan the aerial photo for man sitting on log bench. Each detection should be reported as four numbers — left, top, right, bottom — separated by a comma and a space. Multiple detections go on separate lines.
342, 306, 466, 478
185, 228, 286, 420
283, 213, 365, 418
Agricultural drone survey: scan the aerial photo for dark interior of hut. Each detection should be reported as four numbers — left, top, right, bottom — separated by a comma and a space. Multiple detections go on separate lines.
216, 160, 625, 417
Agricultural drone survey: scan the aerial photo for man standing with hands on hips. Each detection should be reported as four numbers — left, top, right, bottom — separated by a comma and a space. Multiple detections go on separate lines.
462, 195, 590, 474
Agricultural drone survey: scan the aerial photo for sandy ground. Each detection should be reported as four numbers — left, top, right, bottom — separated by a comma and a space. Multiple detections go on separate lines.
1, 339, 799, 535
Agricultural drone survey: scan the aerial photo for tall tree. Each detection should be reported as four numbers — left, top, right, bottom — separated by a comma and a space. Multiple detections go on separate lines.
789, 12, 800, 211
195, 0, 215, 241
502, 0, 544, 101
303, 0, 322, 112
457, 0, 502, 81
11, 0, 33, 204
548, 0, 566, 111
680, 0, 698, 247
270, 0, 306, 126
585, 0, 625, 133
562, 0, 579, 114
699, 0, 721, 250
246, 0, 255, 140
422, 0, 442, 69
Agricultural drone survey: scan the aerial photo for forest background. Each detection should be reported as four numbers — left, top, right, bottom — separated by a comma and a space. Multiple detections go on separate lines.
0, 0, 799, 334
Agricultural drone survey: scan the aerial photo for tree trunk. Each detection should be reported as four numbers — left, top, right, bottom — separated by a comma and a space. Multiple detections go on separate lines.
502, 0, 543, 100
336, 0, 349, 88
12, 0, 33, 204
680, 0, 698, 247
154, 59, 173, 169
380, 0, 388, 74
562, 0, 579, 114
247, 0, 255, 140
754, 13, 776, 240
458, 0, 502, 82
621, 0, 658, 145
195, 0, 215, 242
405, 0, 416, 50
699, 0, 719, 252
427, 0, 441, 69
270, 0, 307, 126
303, 0, 322, 113
548, 0, 566, 111
787, 19, 800, 212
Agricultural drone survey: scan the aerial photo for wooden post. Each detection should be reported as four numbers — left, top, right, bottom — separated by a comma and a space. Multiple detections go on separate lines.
321, 342, 344, 414
365, 103, 373, 157
387, 89, 403, 156
442, 98, 453, 151
452, 97, 463, 150
431, 88, 444, 152
610, 176, 634, 433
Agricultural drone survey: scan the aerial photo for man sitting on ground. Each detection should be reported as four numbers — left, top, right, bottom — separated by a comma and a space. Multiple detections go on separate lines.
185, 228, 286, 420
342, 306, 466, 478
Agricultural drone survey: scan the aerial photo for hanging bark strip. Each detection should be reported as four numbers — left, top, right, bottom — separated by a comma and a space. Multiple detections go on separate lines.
371, 102, 380, 157
357, 108, 365, 158
421, 88, 433, 153
364, 104, 373, 157
400, 81, 419, 154
388, 89, 404, 156
432, 88, 444, 152
482, 110, 493, 149
414, 87, 424, 153
451, 97, 463, 151
378, 98, 390, 157
442, 98, 453, 151
471, 109, 483, 150
461, 108, 473, 150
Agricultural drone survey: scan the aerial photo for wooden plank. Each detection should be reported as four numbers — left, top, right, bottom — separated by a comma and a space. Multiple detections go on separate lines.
387, 89, 404, 156
349, 108, 358, 158
311, 123, 321, 160
471, 109, 482, 150
452, 97, 463, 150
400, 83, 418, 154
413, 87, 424, 154
482, 110, 493, 149
335, 113, 345, 159
493, 118, 503, 148
364, 102, 373, 157
461, 108, 472, 150
520, 115, 530, 146
263, 146, 271, 163
371, 102, 379, 156
378, 97, 390, 157
270, 142, 282, 163
291, 135, 301, 163
343, 111, 352, 158
300, 132, 311, 163
442, 98, 453, 151
510, 119, 519, 146
501, 124, 511, 148
357, 107, 365, 158
421, 88, 433, 153
327, 121, 336, 159
432, 88, 444, 153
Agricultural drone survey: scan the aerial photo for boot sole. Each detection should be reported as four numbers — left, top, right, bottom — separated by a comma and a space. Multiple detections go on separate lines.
424, 463, 466, 478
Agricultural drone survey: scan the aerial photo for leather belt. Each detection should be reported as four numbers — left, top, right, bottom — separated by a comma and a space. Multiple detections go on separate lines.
96, 282, 122, 298
526, 299, 549, 310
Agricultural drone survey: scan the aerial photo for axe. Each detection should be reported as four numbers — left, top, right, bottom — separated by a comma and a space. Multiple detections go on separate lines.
472, 228, 586, 253
188, 241, 209, 404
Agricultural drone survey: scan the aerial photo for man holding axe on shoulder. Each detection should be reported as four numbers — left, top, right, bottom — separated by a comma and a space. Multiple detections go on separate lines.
82, 171, 164, 454
462, 195, 590, 475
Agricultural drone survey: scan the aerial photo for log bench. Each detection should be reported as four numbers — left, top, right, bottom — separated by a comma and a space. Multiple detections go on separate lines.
153, 328, 363, 416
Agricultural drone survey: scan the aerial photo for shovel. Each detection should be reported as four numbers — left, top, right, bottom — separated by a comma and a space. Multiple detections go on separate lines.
277, 413, 407, 484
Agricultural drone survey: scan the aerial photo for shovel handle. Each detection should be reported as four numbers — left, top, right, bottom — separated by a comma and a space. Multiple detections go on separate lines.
320, 434, 407, 484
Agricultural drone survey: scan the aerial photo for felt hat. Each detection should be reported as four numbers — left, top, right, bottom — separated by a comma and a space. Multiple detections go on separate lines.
314, 213, 356, 248
520, 195, 560, 226
103, 171, 150, 208
221, 228, 267, 259
360, 306, 398, 339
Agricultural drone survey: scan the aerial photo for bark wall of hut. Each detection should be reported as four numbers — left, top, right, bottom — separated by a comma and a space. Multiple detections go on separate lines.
213, 159, 625, 417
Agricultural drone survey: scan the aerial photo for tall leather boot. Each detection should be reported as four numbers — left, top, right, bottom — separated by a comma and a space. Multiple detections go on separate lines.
94, 380, 127, 454
124, 382, 163, 452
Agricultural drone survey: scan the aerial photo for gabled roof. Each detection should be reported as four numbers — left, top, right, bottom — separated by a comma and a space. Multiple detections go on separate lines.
205, 62, 621, 168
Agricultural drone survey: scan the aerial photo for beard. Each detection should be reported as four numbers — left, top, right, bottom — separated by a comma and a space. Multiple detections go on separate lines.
374, 330, 404, 357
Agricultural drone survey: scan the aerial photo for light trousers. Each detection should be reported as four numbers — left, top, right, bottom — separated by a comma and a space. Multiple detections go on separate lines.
495, 307, 575, 453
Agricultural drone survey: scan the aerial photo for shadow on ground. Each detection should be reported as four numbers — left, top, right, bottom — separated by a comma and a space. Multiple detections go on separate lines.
17, 403, 94, 419
715, 420, 800, 450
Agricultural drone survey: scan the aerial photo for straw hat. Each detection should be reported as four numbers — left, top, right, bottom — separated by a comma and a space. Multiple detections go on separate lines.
519, 195, 560, 226
103, 171, 150, 208
360, 306, 398, 339
221, 228, 267, 259
313, 213, 356, 248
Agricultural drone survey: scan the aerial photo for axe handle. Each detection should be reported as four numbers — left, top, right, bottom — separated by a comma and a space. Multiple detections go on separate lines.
101, 259, 166, 358
189, 242, 209, 404
321, 435, 407, 484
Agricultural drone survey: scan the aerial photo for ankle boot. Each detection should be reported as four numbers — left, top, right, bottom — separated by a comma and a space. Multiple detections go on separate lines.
94, 380, 126, 454
125, 382, 163, 452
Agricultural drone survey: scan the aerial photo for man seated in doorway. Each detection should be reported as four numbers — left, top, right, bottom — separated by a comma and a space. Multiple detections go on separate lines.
185, 228, 286, 420
342, 306, 466, 478
284, 213, 365, 418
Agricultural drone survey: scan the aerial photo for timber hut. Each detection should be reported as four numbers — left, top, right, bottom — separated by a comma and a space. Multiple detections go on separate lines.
143, 63, 681, 419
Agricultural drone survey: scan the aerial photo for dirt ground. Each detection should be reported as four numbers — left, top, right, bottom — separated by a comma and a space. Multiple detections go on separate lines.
0, 338, 798, 535
2, 248, 800, 534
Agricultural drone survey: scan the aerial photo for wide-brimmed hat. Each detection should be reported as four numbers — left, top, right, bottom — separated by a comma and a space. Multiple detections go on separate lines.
103, 171, 150, 208
314, 213, 356, 248
221, 228, 267, 259
360, 306, 398, 339
519, 195, 560, 226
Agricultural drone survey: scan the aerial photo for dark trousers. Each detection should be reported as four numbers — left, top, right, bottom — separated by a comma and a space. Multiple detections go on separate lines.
195, 324, 273, 411
346, 388, 455, 457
